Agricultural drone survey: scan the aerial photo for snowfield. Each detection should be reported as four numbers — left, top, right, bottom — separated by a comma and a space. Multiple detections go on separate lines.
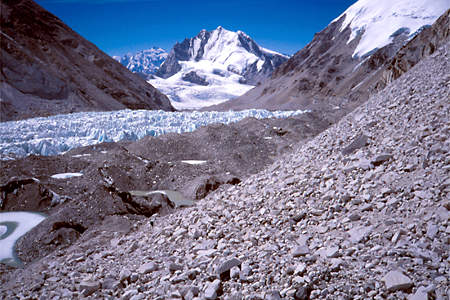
0, 109, 307, 159
333, 0, 448, 58
149, 60, 255, 110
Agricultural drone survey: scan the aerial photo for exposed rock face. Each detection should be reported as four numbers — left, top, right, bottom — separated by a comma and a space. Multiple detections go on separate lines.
155, 26, 288, 85
377, 9, 450, 89
182, 71, 209, 86
211, 4, 448, 112
0, 0, 174, 122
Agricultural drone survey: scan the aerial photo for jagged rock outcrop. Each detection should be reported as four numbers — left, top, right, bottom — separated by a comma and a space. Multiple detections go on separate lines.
0, 0, 174, 122
182, 71, 209, 86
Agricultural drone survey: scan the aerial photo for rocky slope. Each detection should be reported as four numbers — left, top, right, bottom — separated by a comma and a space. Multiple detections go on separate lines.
113, 47, 168, 79
1, 35, 448, 300
0, 0, 174, 122
0, 108, 336, 264
212, 0, 448, 112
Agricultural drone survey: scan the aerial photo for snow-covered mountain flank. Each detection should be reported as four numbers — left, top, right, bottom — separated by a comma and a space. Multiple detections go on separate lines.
213, 0, 449, 112
333, 0, 449, 58
113, 47, 168, 79
149, 26, 289, 110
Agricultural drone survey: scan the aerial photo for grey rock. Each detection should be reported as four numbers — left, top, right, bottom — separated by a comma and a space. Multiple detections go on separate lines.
348, 226, 372, 243
119, 269, 132, 282
230, 266, 240, 279
182, 71, 209, 86
121, 289, 138, 300
342, 134, 369, 155
292, 245, 310, 257
130, 294, 145, 300
168, 262, 184, 272
325, 246, 340, 258
382, 270, 413, 292
348, 213, 361, 221
294, 263, 307, 275
265, 290, 282, 300
204, 279, 222, 300
102, 277, 120, 290
409, 286, 428, 300
138, 262, 158, 274
294, 285, 311, 300
371, 153, 393, 166
217, 258, 241, 280
426, 224, 438, 239
181, 286, 200, 299
414, 190, 433, 200
79, 280, 101, 296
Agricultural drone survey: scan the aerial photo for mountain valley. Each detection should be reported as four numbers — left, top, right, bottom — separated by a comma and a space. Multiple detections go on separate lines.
0, 0, 449, 299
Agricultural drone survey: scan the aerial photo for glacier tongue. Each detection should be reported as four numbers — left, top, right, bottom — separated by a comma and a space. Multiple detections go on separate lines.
0, 109, 307, 159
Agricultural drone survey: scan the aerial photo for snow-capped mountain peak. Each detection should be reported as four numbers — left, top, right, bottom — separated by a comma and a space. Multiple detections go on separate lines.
156, 26, 288, 81
114, 47, 168, 78
333, 0, 449, 57
150, 26, 289, 110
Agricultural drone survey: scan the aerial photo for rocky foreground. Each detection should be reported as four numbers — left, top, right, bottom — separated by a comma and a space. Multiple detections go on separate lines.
1, 42, 449, 299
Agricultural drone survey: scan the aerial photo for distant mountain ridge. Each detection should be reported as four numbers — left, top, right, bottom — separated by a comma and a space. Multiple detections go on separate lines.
0, 0, 174, 122
212, 0, 449, 112
113, 47, 168, 79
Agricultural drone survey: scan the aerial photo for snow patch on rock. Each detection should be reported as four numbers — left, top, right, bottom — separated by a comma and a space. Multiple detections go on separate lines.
50, 173, 83, 179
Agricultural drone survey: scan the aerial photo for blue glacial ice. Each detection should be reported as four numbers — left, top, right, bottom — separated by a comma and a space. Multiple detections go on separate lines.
0, 109, 307, 158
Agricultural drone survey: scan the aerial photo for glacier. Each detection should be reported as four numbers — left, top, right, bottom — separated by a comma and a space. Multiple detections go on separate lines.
0, 109, 307, 159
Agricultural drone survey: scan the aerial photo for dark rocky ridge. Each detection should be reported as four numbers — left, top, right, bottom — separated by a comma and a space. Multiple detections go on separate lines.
156, 27, 288, 85
0, 0, 174, 122
210, 10, 448, 113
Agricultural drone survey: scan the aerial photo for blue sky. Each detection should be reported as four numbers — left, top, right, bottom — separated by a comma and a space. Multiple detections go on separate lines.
36, 0, 356, 56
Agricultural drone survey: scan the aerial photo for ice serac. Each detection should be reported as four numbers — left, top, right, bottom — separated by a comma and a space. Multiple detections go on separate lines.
213, 0, 448, 112
0, 0, 174, 122
0, 109, 307, 159
113, 47, 168, 79
150, 26, 289, 110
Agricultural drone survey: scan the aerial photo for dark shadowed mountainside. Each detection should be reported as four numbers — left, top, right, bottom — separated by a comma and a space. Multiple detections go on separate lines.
0, 0, 174, 122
